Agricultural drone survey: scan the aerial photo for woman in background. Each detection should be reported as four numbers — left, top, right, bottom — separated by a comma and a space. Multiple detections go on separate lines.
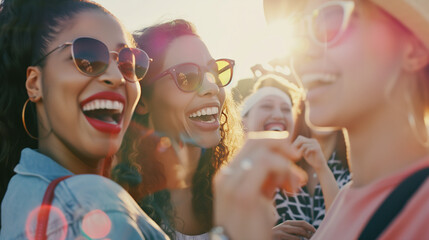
241, 74, 350, 239
115, 19, 243, 240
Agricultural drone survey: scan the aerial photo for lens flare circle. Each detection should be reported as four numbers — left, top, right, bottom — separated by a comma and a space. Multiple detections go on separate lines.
81, 209, 112, 239
25, 205, 68, 240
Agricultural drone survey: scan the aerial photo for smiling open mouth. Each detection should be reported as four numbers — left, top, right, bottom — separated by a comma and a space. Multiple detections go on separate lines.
301, 73, 338, 90
264, 122, 287, 131
82, 100, 124, 125
80, 95, 125, 134
189, 107, 219, 123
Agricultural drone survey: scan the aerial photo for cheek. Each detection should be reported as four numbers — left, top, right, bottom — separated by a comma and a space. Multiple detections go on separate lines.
318, 22, 406, 126
151, 80, 178, 108
126, 83, 141, 111
152, 81, 191, 111
41, 74, 81, 123
218, 89, 226, 106
286, 113, 294, 126
149, 81, 193, 131
361, 16, 404, 75
246, 109, 268, 130
363, 24, 404, 77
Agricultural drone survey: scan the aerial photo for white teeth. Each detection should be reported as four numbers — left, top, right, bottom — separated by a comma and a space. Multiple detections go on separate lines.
113, 101, 120, 110
212, 107, 218, 114
82, 99, 124, 112
301, 73, 337, 88
189, 106, 219, 118
270, 126, 283, 131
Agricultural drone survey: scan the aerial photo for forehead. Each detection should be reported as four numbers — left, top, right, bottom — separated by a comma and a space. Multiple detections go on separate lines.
163, 35, 213, 69
258, 95, 291, 105
51, 10, 130, 50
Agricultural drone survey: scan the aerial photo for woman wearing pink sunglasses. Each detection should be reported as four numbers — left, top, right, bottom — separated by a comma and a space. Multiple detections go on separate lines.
212, 0, 429, 239
114, 19, 244, 240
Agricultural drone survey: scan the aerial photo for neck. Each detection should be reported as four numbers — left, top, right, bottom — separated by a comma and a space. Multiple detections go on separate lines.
169, 146, 211, 234
173, 143, 202, 188
346, 105, 428, 187
39, 138, 102, 175
313, 131, 338, 161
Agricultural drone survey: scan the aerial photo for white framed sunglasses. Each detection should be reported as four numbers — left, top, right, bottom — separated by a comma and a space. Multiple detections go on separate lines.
304, 1, 355, 46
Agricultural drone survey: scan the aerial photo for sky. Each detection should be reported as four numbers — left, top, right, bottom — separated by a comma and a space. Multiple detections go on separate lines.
93, 0, 291, 87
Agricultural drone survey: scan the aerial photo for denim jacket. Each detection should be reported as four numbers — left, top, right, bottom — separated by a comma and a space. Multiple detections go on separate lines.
0, 148, 168, 240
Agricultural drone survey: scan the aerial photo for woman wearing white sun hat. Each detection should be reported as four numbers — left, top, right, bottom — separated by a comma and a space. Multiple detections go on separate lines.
211, 0, 429, 239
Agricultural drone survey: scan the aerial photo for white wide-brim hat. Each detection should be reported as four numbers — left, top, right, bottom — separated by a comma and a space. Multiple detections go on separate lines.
264, 0, 429, 50
371, 0, 429, 49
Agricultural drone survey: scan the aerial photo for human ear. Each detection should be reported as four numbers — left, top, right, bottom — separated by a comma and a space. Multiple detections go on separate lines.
402, 37, 429, 72
26, 66, 43, 102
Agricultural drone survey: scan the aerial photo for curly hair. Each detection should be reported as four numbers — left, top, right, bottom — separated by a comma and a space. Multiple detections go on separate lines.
0, 0, 113, 229
115, 93, 242, 238
113, 19, 243, 238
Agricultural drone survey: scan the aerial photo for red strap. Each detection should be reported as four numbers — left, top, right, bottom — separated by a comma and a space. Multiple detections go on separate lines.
35, 175, 72, 240
100, 156, 113, 178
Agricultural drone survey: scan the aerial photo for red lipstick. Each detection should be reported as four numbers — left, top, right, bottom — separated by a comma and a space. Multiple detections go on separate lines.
80, 91, 126, 134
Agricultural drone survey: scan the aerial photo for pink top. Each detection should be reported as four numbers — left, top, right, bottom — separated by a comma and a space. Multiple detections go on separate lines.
312, 156, 429, 240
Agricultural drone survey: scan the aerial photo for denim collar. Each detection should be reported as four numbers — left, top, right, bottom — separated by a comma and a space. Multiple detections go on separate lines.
14, 148, 74, 182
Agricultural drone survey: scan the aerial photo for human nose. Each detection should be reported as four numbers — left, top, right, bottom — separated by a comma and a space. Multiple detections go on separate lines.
271, 106, 285, 119
99, 53, 126, 88
198, 72, 220, 96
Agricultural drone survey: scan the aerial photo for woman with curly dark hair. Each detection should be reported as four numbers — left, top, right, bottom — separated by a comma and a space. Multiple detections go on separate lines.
113, 19, 243, 239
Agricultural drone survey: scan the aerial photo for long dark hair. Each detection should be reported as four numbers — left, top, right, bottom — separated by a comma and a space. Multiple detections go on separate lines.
115, 19, 243, 238
0, 0, 112, 229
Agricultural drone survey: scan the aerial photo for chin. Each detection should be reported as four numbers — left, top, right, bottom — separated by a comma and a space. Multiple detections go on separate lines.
307, 106, 343, 130
86, 138, 122, 159
193, 132, 221, 149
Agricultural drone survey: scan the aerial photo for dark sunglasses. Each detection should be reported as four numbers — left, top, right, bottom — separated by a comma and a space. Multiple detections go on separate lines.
32, 37, 152, 82
149, 59, 235, 92
304, 1, 355, 46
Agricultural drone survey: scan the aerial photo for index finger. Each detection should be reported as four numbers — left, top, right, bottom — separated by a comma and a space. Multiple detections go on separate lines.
292, 135, 309, 149
285, 220, 316, 233
244, 131, 301, 162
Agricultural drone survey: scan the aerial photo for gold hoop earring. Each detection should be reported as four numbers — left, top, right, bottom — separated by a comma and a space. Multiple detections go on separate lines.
408, 112, 429, 147
22, 98, 37, 140
405, 93, 429, 147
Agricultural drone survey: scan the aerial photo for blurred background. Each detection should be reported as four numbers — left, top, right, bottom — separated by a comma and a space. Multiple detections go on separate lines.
93, 0, 297, 98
